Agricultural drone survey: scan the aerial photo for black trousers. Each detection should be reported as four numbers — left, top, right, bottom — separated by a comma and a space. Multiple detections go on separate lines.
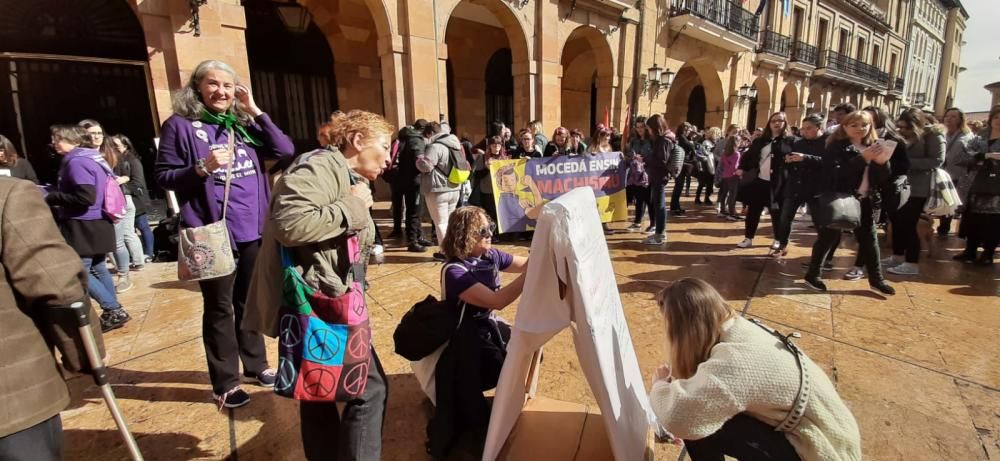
775, 196, 807, 246
390, 182, 404, 232
684, 414, 801, 461
671, 170, 690, 210
0, 415, 62, 461
197, 239, 268, 394
626, 185, 649, 224
745, 201, 779, 240
300, 349, 388, 461
891, 197, 928, 263
807, 198, 884, 283
695, 174, 714, 202
394, 182, 423, 242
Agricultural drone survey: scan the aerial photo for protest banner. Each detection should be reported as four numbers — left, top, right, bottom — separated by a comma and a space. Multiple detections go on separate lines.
487, 152, 627, 233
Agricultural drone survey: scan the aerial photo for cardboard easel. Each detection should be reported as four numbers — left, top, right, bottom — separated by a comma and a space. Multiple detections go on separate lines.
483, 187, 658, 461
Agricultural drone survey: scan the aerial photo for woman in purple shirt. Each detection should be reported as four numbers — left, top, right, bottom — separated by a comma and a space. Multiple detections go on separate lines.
44, 125, 130, 332
155, 60, 294, 409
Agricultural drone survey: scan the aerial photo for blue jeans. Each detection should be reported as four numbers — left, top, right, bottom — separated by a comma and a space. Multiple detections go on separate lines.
135, 213, 154, 258
649, 181, 667, 236
113, 195, 144, 273
81, 256, 121, 312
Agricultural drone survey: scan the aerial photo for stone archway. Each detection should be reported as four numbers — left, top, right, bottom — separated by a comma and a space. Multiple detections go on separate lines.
750, 77, 771, 131
298, 0, 400, 126
664, 62, 726, 129
0, 0, 155, 185
560, 26, 615, 135
444, 0, 532, 140
781, 82, 801, 124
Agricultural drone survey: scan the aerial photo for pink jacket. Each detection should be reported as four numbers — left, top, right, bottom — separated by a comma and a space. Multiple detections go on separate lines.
720, 152, 742, 179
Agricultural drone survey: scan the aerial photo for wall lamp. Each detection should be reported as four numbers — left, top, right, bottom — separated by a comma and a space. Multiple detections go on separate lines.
189, 0, 208, 37
642, 64, 674, 98
736, 84, 758, 105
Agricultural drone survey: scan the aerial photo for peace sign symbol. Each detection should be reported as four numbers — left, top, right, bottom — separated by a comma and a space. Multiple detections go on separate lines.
347, 328, 370, 360
302, 368, 336, 398
275, 357, 297, 393
279, 314, 302, 347
342, 362, 369, 397
306, 327, 341, 362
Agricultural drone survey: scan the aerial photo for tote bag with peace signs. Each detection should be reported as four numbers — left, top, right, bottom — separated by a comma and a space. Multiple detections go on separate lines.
274, 235, 372, 402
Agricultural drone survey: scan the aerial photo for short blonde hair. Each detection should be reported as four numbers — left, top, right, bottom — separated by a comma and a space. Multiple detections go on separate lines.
656, 278, 735, 380
441, 206, 491, 260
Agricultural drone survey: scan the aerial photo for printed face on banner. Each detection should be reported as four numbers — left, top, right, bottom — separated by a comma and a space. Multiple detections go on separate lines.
488, 152, 628, 233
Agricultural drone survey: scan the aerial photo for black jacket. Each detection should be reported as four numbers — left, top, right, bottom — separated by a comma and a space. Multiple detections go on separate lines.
785, 136, 826, 201
646, 135, 674, 184
511, 146, 543, 159
739, 135, 795, 206
395, 126, 426, 187
819, 140, 891, 199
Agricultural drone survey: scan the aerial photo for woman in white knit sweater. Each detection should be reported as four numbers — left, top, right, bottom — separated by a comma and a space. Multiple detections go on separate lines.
649, 278, 861, 461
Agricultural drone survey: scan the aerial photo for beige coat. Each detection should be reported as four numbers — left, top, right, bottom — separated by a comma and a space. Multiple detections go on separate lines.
0, 178, 104, 437
244, 148, 374, 337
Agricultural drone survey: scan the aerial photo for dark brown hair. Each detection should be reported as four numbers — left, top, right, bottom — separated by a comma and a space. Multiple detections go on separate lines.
645, 114, 669, 137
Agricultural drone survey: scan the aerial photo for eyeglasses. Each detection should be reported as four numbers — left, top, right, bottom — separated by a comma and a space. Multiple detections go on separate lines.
479, 222, 497, 239
89, 131, 104, 136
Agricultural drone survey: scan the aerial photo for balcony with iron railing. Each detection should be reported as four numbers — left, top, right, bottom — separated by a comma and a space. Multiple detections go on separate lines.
670, 0, 760, 42
912, 92, 928, 107
820, 0, 890, 27
817, 50, 888, 87
891, 77, 905, 94
790, 41, 818, 67
759, 30, 791, 57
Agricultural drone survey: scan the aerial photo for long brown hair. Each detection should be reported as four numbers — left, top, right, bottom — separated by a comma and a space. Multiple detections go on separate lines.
0, 135, 18, 167
722, 135, 738, 157
78, 119, 118, 168
646, 114, 669, 138
655, 278, 735, 380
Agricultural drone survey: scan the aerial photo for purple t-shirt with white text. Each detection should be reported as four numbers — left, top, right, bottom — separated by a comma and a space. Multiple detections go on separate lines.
443, 248, 514, 314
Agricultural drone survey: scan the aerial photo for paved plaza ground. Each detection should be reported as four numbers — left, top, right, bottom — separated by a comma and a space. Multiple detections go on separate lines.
60, 197, 998, 460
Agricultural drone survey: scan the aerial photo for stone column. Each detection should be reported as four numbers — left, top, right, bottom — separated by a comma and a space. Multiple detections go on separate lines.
379, 35, 407, 129
401, 0, 442, 122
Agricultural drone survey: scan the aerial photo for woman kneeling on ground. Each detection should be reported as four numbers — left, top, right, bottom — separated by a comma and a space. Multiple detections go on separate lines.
427, 206, 528, 458
649, 278, 861, 461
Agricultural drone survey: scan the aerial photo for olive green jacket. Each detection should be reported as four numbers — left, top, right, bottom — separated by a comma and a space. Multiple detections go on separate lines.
244, 148, 374, 337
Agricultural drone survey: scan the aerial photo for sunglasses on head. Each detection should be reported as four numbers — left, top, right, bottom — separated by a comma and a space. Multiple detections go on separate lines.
479, 221, 497, 238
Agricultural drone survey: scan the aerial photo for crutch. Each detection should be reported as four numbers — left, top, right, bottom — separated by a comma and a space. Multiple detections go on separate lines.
65, 301, 144, 461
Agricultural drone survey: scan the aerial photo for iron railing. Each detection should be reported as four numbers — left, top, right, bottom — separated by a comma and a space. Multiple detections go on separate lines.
893, 77, 905, 92
819, 51, 886, 85
913, 92, 927, 106
671, 0, 760, 41
760, 30, 791, 57
790, 41, 818, 66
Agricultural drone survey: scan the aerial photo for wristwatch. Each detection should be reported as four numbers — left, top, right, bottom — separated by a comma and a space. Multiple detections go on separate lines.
195, 158, 209, 177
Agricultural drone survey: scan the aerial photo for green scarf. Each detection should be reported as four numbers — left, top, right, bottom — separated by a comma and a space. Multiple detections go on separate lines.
200, 110, 262, 146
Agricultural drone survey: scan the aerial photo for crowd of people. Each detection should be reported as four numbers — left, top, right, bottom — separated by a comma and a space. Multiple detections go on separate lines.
1, 55, 998, 461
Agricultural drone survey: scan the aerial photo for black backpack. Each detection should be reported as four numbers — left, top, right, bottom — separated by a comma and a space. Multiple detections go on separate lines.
393, 263, 468, 361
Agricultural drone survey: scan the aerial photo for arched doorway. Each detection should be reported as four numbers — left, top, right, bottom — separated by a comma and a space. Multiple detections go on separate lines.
0, 1, 155, 185
686, 86, 707, 130
781, 82, 801, 124
244, 0, 338, 152
484, 49, 514, 135
749, 77, 771, 131
444, 0, 530, 141
560, 26, 614, 134
665, 63, 725, 130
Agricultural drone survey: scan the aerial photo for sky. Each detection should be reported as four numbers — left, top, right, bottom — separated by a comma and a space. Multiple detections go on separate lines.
952, 0, 999, 112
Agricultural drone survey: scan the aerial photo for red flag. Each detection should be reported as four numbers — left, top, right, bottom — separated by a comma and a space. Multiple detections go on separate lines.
603, 107, 610, 129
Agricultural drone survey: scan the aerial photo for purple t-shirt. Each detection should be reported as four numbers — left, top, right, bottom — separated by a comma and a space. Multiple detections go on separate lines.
156, 114, 294, 245
58, 147, 111, 220
443, 248, 514, 313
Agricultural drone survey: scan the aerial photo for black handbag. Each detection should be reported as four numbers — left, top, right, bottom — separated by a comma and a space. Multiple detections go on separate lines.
739, 167, 759, 186
812, 192, 862, 230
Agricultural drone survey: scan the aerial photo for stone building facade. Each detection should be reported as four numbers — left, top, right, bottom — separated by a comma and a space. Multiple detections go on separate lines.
0, 0, 970, 168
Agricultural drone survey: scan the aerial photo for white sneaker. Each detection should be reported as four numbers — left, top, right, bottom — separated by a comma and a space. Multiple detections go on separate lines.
887, 262, 920, 275
769, 240, 781, 251
371, 244, 384, 255
642, 234, 665, 245
736, 238, 753, 248
880, 255, 902, 268
843, 266, 865, 281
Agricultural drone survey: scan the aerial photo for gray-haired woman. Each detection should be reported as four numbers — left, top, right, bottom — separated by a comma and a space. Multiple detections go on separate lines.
155, 60, 294, 409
